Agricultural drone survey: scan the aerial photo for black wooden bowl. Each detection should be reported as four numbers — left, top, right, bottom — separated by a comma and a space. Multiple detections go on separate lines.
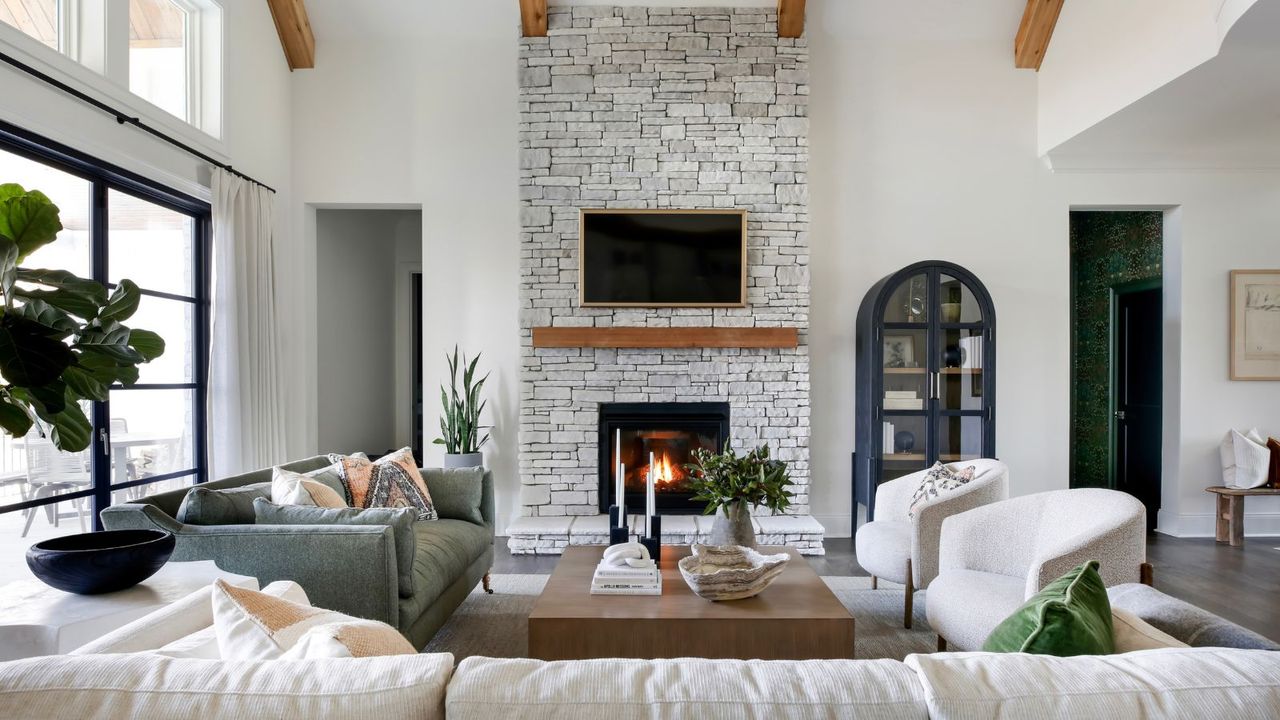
26, 529, 176, 595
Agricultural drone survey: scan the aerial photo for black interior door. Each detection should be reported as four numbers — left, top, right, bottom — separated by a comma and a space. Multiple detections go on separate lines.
1113, 286, 1162, 531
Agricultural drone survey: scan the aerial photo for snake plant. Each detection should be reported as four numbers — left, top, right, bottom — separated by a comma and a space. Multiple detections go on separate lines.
434, 346, 490, 455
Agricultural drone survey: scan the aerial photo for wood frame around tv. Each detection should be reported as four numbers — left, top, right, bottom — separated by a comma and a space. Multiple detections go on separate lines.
578, 208, 748, 308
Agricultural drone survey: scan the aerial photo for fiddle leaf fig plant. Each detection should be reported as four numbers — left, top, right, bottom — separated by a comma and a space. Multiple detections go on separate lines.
434, 346, 490, 455
0, 183, 165, 452
685, 442, 793, 515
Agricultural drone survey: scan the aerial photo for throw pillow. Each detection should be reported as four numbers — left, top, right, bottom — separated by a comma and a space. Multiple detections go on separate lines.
175, 482, 271, 525
422, 467, 484, 524
1111, 607, 1189, 653
982, 560, 1115, 656
1220, 428, 1269, 488
253, 498, 418, 597
210, 579, 412, 659
328, 448, 438, 520
271, 467, 348, 508
907, 462, 976, 518
282, 620, 416, 659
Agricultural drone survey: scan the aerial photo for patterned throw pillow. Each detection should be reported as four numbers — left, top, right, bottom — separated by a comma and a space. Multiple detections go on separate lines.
271, 467, 348, 508
328, 447, 438, 520
211, 579, 414, 660
907, 462, 977, 518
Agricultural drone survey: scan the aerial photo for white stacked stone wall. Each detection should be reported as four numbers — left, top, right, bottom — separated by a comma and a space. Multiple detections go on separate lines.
518, 6, 811, 519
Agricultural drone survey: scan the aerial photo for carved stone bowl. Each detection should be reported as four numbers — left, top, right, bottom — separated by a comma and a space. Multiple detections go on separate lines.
677, 543, 789, 601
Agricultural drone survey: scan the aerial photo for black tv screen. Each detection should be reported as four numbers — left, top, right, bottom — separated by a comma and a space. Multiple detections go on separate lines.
580, 210, 746, 307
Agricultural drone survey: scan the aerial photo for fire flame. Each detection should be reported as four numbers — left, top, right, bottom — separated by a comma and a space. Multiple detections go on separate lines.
649, 452, 680, 487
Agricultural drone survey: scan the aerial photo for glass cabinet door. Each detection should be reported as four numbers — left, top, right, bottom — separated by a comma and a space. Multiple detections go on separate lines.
934, 273, 989, 462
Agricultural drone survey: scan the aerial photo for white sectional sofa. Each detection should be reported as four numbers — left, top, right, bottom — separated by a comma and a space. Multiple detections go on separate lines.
1, 586, 1278, 720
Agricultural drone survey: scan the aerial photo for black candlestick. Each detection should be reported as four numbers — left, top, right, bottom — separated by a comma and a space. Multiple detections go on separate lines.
640, 514, 662, 562
608, 504, 629, 545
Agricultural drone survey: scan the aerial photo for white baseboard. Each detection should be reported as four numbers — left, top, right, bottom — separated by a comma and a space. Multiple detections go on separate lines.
814, 514, 852, 539
1158, 512, 1280, 538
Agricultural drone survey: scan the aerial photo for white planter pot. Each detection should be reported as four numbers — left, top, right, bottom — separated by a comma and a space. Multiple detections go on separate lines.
443, 453, 483, 469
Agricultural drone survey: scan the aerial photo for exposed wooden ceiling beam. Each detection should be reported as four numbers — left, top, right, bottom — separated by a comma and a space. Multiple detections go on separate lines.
266, 0, 315, 70
1014, 0, 1065, 71
778, 0, 806, 39
519, 0, 547, 38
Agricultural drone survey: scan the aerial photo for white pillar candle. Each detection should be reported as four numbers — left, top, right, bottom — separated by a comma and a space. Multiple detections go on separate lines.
617, 462, 625, 519
646, 451, 656, 536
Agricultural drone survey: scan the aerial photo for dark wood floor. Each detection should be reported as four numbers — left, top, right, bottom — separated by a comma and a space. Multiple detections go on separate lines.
493, 534, 1280, 641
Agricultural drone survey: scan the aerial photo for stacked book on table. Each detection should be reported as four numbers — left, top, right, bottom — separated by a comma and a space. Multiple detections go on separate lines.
591, 561, 662, 595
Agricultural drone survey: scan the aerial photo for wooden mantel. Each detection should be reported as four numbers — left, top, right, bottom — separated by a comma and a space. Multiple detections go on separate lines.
532, 327, 799, 349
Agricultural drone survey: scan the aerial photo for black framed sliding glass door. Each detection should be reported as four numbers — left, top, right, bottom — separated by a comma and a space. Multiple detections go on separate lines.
0, 123, 209, 553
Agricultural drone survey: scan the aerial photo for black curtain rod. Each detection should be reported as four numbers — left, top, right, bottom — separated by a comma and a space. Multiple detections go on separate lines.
0, 50, 277, 194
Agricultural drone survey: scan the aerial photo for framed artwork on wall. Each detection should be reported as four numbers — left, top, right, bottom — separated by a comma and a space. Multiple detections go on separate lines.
1230, 269, 1280, 380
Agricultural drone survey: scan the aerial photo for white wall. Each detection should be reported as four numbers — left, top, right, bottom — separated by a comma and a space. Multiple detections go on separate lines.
1036, 0, 1260, 155
315, 209, 421, 454
286, 0, 1280, 538
807, 0, 1280, 537
291, 4, 521, 531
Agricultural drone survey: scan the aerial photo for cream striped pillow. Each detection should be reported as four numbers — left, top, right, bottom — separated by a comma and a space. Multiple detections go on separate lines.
211, 580, 413, 660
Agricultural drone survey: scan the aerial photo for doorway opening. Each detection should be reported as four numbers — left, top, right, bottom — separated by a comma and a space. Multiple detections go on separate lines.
1069, 211, 1163, 531
315, 208, 423, 458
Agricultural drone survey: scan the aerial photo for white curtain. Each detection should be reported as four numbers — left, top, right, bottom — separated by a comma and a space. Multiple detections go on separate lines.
209, 169, 288, 477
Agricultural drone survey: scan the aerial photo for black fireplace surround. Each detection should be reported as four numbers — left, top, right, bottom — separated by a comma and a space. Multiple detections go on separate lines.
598, 402, 730, 514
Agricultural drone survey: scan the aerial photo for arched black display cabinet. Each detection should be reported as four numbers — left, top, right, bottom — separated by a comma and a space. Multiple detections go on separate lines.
854, 261, 996, 522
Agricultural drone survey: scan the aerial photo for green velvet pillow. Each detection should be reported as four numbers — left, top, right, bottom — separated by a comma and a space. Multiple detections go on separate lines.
422, 467, 484, 525
982, 560, 1115, 655
252, 498, 417, 597
176, 482, 271, 525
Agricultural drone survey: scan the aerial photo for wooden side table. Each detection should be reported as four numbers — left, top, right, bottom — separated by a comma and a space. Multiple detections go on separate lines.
1206, 486, 1280, 547
0, 560, 255, 660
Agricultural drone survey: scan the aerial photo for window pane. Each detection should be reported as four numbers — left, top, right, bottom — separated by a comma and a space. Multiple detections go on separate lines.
109, 389, 196, 483
129, 0, 188, 121
108, 189, 195, 296
129, 295, 194, 383
0, 0, 59, 50
0, 147, 91, 277
0, 497, 93, 583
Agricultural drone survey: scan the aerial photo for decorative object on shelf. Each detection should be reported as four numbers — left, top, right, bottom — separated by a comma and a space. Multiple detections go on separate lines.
941, 283, 963, 323
678, 543, 789, 601
904, 274, 928, 323
687, 443, 793, 550
855, 261, 996, 521
434, 346, 489, 468
0, 183, 166, 452
894, 431, 916, 454
883, 334, 916, 368
26, 529, 175, 595
592, 542, 660, 595
1229, 270, 1280, 381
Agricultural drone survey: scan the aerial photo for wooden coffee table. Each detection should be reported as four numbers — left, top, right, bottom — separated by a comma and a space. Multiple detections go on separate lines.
528, 545, 855, 660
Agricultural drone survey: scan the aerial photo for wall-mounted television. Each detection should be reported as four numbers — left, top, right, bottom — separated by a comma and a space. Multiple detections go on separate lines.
579, 209, 747, 307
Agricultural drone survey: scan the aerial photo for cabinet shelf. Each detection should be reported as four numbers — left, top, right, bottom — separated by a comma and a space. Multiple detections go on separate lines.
883, 367, 927, 374
882, 453, 926, 462
940, 368, 983, 374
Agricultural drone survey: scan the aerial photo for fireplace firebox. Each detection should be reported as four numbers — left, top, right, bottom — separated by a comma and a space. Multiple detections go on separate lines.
598, 402, 730, 514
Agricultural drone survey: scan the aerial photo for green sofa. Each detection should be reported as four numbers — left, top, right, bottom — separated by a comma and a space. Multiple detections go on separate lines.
100, 456, 495, 650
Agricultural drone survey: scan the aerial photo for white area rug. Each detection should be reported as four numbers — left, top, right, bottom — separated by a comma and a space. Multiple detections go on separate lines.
424, 574, 936, 660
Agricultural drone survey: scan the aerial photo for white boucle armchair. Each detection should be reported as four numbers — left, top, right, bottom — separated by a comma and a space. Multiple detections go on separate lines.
854, 459, 1008, 629
926, 488, 1149, 651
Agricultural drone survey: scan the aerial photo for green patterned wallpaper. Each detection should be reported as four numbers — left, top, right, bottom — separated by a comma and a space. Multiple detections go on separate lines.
1069, 212, 1163, 489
